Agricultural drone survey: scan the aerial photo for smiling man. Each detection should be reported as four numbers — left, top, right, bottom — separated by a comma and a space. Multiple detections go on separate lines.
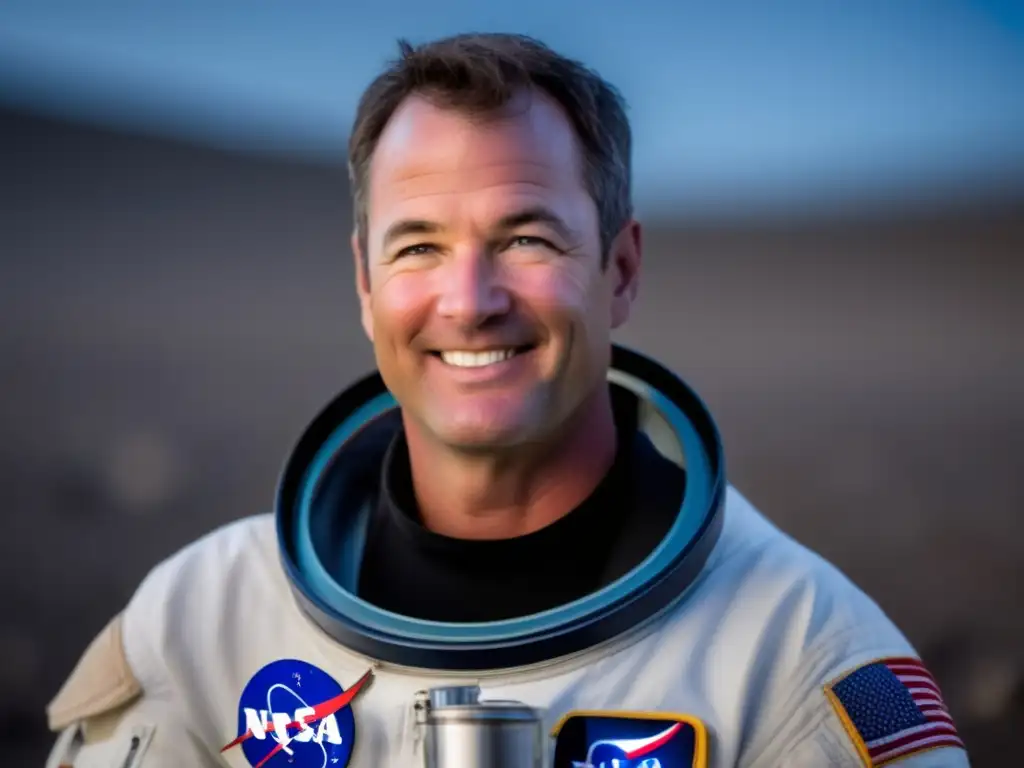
46, 34, 970, 768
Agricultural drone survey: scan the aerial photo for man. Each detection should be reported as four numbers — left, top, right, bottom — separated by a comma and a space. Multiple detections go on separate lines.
46, 33, 969, 768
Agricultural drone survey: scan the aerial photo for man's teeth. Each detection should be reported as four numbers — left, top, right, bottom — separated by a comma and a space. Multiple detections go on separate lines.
439, 349, 517, 368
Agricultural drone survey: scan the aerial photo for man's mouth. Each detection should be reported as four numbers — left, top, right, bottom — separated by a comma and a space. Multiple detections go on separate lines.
432, 346, 534, 368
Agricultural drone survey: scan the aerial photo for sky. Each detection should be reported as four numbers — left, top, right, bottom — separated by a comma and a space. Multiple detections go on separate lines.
1, 0, 1023, 217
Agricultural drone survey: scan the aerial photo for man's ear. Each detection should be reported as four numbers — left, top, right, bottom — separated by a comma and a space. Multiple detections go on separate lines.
608, 220, 642, 329
352, 231, 374, 342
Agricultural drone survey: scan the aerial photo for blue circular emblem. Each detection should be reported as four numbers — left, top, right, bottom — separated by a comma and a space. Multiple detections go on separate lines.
225, 659, 362, 768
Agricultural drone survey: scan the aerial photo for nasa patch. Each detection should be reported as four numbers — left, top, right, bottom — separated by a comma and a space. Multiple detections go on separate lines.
552, 710, 708, 768
220, 659, 372, 768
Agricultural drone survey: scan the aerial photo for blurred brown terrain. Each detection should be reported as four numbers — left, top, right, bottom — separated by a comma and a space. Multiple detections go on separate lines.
0, 106, 1021, 766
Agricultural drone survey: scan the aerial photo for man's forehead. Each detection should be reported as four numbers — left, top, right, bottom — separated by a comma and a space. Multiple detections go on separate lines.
376, 168, 570, 213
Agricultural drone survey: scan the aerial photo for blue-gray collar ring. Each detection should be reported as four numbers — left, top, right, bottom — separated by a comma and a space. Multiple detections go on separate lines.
276, 344, 726, 671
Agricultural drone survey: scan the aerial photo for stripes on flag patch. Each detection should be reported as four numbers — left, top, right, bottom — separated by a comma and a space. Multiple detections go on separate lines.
824, 656, 965, 767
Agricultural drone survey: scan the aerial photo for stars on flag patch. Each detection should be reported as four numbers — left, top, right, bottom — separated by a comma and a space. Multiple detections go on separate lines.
824, 656, 965, 766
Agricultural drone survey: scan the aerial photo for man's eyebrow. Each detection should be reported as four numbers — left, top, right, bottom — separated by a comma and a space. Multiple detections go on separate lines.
380, 207, 577, 250
496, 207, 577, 241
382, 219, 442, 249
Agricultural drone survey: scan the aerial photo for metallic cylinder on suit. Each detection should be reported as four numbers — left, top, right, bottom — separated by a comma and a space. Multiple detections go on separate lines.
417, 685, 544, 768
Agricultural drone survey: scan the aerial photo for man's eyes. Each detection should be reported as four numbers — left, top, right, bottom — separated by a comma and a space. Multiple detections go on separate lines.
393, 236, 556, 260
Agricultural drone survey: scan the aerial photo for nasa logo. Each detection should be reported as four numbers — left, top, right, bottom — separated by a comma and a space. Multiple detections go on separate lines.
551, 711, 708, 768
220, 659, 373, 768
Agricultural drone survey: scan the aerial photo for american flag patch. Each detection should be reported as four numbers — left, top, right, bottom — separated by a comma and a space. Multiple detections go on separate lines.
825, 656, 965, 766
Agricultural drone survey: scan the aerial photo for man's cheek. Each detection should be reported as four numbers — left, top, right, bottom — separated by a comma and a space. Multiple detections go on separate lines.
515, 268, 591, 315
373, 283, 432, 340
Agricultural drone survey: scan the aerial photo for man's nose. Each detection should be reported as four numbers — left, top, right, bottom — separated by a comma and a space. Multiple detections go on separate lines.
435, 250, 512, 326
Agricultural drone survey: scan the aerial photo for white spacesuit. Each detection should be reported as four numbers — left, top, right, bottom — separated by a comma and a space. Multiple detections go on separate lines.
46, 347, 970, 768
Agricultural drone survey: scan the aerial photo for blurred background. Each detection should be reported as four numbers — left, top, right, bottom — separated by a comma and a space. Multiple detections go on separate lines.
1, 1, 1022, 765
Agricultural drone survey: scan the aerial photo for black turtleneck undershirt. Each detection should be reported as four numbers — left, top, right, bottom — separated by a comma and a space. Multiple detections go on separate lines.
356, 390, 686, 622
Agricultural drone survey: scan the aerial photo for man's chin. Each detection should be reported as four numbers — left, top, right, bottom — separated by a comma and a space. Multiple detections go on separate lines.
425, 415, 535, 453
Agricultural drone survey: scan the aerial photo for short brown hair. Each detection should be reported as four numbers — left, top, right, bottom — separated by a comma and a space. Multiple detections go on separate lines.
348, 33, 633, 265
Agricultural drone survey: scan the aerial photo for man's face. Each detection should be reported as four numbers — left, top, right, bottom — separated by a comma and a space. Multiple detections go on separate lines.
354, 90, 641, 451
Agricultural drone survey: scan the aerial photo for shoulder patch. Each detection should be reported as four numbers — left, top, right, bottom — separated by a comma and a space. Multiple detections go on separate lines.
824, 656, 965, 767
47, 613, 142, 732
551, 710, 708, 768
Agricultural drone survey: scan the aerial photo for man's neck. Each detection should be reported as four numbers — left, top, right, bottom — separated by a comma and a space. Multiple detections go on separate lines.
403, 387, 618, 540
